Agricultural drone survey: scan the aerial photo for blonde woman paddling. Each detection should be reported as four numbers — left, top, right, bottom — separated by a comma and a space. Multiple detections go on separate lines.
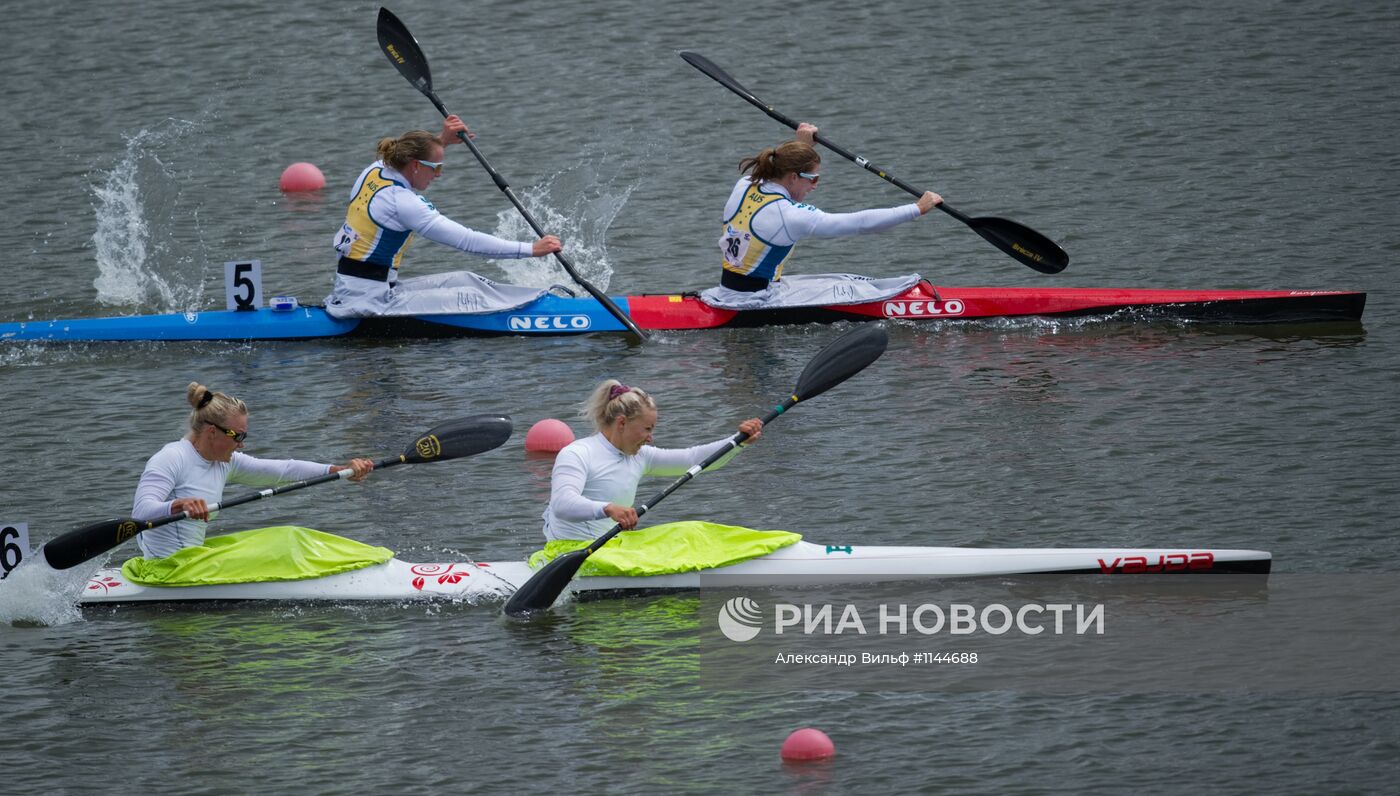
132, 383, 374, 558
542, 381, 763, 542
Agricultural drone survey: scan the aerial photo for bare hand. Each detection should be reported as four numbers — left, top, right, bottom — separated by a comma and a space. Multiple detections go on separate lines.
532, 235, 563, 257
738, 418, 764, 443
604, 503, 638, 530
440, 114, 474, 146
171, 498, 210, 521
796, 122, 818, 145
334, 458, 375, 482
916, 191, 943, 215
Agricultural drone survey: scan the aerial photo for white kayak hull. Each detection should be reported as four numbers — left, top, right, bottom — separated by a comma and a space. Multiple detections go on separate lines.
79, 541, 1272, 604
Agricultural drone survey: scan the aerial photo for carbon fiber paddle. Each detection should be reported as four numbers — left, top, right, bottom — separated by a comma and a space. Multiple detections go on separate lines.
680, 51, 1069, 274
376, 7, 648, 342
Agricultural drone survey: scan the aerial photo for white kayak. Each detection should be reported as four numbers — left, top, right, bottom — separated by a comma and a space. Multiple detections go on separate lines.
79, 541, 1272, 604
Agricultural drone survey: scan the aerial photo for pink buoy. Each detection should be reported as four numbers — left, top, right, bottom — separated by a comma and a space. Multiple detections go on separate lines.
279, 162, 326, 192
780, 728, 836, 761
524, 418, 575, 453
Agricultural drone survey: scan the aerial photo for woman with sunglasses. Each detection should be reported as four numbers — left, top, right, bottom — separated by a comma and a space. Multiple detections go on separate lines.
326, 115, 563, 318
542, 380, 763, 541
130, 383, 375, 558
715, 122, 942, 297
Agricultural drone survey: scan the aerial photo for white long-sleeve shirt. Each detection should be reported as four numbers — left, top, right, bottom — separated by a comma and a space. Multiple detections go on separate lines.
337, 161, 530, 262
542, 432, 744, 541
721, 177, 921, 248
326, 161, 542, 318
132, 439, 332, 558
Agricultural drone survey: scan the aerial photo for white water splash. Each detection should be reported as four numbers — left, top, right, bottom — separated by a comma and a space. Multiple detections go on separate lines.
488, 149, 642, 293
0, 555, 101, 627
90, 119, 207, 310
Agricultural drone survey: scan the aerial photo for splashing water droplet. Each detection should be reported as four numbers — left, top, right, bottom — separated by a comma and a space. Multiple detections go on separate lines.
90, 119, 208, 310
489, 150, 643, 293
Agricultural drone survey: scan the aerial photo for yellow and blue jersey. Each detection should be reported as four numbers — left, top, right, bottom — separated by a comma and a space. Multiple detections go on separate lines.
718, 183, 795, 281
333, 165, 415, 268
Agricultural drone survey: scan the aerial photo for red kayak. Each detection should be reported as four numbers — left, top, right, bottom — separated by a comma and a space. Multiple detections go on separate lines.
629, 284, 1366, 329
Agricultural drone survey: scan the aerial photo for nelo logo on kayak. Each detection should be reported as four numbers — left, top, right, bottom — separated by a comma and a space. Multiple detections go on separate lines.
506, 314, 593, 332
1097, 552, 1215, 573
881, 299, 965, 318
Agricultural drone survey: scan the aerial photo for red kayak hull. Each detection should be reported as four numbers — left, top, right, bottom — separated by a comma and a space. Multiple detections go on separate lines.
627, 284, 1366, 329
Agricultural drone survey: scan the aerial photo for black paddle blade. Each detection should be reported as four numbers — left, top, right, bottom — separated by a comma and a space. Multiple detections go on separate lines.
42, 518, 144, 571
680, 51, 754, 101
793, 324, 889, 402
402, 414, 513, 463
967, 215, 1069, 274
502, 548, 590, 617
377, 7, 434, 95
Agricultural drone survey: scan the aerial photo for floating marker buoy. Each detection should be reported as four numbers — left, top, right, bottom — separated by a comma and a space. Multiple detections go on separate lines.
524, 418, 575, 453
780, 728, 836, 761
279, 162, 326, 192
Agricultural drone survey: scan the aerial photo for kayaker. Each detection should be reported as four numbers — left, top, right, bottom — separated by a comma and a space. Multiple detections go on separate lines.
711, 122, 942, 301
131, 383, 375, 558
542, 381, 764, 541
325, 115, 564, 318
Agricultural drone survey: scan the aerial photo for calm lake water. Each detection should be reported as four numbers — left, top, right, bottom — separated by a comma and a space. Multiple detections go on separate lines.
3, 0, 1398, 793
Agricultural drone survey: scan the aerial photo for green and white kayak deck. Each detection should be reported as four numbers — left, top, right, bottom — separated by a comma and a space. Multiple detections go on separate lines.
78, 534, 1272, 605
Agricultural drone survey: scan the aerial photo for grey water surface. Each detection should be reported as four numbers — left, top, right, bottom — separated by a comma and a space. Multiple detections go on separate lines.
2, 0, 1398, 793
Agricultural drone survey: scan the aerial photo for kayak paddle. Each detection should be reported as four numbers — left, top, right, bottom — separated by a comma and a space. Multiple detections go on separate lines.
502, 324, 889, 617
40, 414, 514, 571
679, 51, 1069, 275
376, 7, 649, 342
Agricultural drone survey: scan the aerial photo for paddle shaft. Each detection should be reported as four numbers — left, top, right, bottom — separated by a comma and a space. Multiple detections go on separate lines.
680, 51, 1068, 274
143, 453, 406, 532
40, 456, 399, 571
427, 95, 633, 308
39, 413, 514, 571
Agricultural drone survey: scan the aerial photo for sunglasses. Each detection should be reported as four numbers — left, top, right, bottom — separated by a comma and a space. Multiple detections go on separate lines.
416, 159, 445, 175
211, 422, 248, 443
798, 171, 821, 184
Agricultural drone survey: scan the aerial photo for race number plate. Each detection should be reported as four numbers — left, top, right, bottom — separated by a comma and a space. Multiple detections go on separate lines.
225, 260, 264, 311
2, 522, 29, 579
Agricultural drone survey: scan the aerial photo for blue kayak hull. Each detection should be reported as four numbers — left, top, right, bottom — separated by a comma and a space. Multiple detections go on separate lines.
0, 296, 635, 341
